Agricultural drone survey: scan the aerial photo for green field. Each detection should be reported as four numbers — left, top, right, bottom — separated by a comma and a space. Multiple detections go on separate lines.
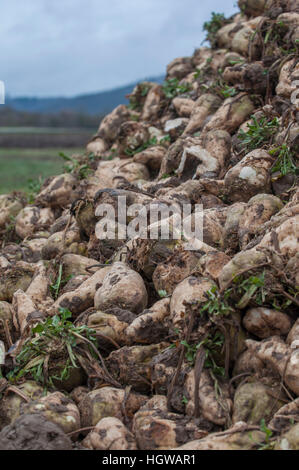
0, 147, 83, 194
0, 127, 93, 135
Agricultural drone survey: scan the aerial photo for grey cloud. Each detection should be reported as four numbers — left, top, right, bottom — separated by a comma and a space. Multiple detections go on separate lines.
2, 0, 237, 97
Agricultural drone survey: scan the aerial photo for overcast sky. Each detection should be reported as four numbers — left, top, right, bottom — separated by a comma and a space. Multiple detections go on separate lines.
2, 0, 238, 97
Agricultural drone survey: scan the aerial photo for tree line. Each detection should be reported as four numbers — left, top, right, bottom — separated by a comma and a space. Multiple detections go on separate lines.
0, 107, 104, 128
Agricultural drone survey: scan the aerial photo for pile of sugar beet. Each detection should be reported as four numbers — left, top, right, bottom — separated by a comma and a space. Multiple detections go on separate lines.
0, 0, 298, 451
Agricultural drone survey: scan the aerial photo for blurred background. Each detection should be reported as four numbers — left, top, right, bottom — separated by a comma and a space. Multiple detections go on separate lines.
0, 0, 237, 194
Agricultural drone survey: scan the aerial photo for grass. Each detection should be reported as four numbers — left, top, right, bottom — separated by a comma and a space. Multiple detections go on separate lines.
0, 127, 92, 135
0, 147, 83, 194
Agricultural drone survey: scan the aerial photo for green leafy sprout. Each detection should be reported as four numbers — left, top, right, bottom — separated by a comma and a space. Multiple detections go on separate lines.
160, 134, 171, 144
203, 12, 228, 47
233, 270, 298, 310
161, 170, 177, 179
162, 78, 192, 99
1, 215, 17, 244
220, 85, 237, 99
182, 395, 188, 405
59, 151, 93, 179
50, 264, 74, 300
158, 289, 169, 298
237, 115, 279, 152
128, 83, 151, 111
196, 66, 238, 101
249, 419, 275, 450
200, 285, 234, 317
270, 144, 298, 177
181, 332, 225, 377
7, 308, 97, 388
168, 285, 234, 379
233, 272, 267, 309
27, 177, 44, 204
124, 136, 158, 156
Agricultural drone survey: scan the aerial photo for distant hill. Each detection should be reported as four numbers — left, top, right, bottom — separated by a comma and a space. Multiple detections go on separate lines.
6, 76, 164, 116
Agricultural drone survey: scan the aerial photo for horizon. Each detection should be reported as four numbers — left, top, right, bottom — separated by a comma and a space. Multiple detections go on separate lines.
6, 73, 164, 100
